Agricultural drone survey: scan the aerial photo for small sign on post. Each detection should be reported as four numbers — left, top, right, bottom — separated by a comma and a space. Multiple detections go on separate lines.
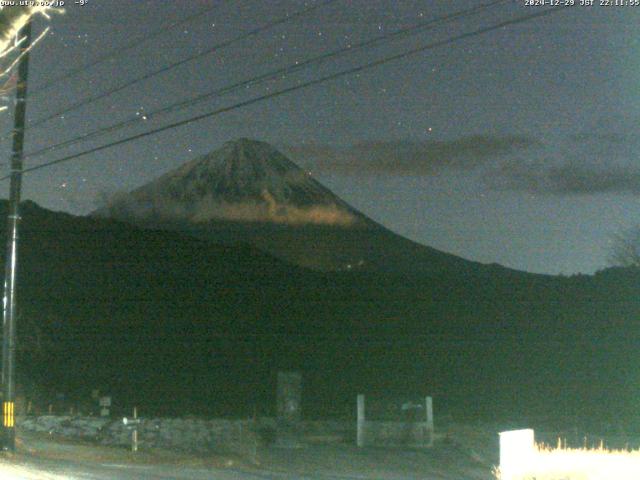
123, 407, 140, 453
99, 396, 111, 417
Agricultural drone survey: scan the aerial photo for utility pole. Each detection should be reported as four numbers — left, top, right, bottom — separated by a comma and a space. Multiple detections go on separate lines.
2, 20, 32, 452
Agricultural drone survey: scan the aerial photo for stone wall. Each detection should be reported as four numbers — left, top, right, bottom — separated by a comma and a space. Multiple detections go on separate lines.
18, 415, 268, 454
17, 415, 430, 451
364, 420, 433, 446
17, 416, 354, 452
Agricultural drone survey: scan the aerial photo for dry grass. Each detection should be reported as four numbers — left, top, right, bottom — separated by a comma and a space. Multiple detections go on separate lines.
495, 441, 640, 480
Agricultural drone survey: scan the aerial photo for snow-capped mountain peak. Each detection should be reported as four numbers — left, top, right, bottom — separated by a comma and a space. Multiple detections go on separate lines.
96, 138, 359, 226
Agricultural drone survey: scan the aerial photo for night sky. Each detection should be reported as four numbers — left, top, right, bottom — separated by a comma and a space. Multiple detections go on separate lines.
1, 0, 639, 275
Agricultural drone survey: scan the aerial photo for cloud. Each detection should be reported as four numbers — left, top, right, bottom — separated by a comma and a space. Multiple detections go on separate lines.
489, 162, 640, 195
282, 135, 538, 176
94, 190, 357, 227
569, 133, 629, 145
485, 134, 640, 195
286, 133, 640, 196
190, 191, 356, 226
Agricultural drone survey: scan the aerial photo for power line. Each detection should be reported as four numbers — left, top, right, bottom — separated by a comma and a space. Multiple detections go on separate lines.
17, 5, 570, 177
26, 0, 339, 130
31, 2, 225, 95
4, 5, 570, 181
24, 0, 510, 160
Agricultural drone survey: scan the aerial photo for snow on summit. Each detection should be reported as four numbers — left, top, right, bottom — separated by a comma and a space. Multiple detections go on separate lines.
96, 138, 358, 226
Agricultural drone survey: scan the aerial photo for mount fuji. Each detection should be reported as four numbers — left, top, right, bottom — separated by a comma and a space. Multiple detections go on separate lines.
94, 138, 496, 274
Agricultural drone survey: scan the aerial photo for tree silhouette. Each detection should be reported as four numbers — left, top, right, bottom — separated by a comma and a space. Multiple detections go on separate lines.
608, 226, 640, 268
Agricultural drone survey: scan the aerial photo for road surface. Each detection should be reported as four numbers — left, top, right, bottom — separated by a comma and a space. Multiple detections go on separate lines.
0, 447, 494, 479
1, 429, 494, 479
0, 455, 313, 480
2, 454, 489, 479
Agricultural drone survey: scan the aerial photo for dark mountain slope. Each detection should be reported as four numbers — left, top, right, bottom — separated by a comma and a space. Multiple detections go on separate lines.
93, 138, 503, 275
1, 201, 637, 429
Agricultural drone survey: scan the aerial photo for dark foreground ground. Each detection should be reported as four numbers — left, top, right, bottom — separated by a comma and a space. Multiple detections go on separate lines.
0, 427, 496, 479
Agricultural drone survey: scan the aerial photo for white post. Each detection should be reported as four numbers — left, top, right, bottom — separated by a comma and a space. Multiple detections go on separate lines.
357, 394, 365, 448
499, 429, 535, 480
132, 406, 138, 453
425, 396, 433, 447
